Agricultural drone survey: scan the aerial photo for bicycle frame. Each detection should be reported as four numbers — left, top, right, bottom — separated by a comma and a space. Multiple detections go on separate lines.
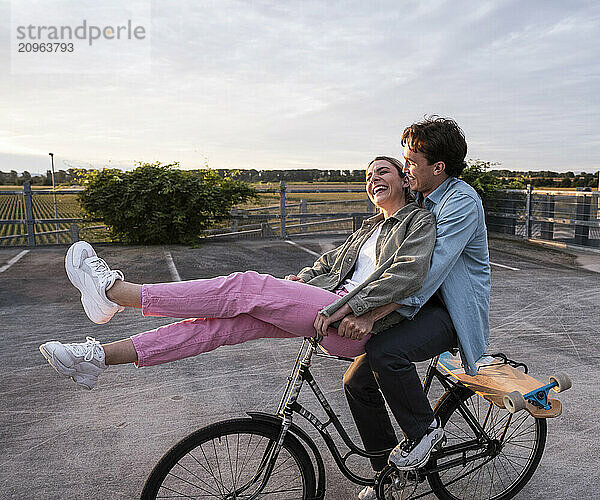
244, 338, 514, 499
276, 338, 392, 487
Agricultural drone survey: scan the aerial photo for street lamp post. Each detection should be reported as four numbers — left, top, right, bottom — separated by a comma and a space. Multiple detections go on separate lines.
49, 153, 59, 243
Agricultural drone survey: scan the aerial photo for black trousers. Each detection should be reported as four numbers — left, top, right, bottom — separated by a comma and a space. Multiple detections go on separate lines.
343, 298, 457, 470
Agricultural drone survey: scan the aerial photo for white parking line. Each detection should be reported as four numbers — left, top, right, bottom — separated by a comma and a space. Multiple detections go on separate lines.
0, 250, 30, 274
490, 261, 520, 271
284, 240, 321, 257
163, 249, 181, 281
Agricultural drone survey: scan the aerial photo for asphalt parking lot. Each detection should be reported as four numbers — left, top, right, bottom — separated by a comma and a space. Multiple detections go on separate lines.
1, 235, 598, 499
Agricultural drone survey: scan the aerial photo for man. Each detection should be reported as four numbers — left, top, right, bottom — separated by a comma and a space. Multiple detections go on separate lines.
344, 116, 491, 500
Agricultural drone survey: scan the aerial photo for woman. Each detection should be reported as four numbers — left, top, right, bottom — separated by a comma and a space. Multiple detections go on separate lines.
40, 156, 436, 389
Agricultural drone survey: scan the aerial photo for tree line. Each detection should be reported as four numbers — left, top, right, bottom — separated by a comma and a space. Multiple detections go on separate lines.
0, 169, 81, 186
0, 167, 369, 186
492, 169, 598, 188
1, 165, 598, 188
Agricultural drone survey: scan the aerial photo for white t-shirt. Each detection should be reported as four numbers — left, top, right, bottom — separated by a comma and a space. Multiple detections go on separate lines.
342, 224, 382, 292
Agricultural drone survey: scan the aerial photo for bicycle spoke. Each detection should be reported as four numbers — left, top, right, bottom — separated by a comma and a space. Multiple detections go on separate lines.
429, 391, 546, 500
148, 421, 310, 499
169, 461, 222, 497
260, 486, 304, 494
211, 438, 226, 495
234, 432, 240, 490
197, 443, 227, 496
155, 482, 198, 498
487, 455, 497, 499
238, 432, 267, 483
271, 455, 296, 475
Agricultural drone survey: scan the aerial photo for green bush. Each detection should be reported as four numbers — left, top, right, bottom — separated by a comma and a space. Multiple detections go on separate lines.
460, 159, 526, 201
79, 162, 257, 244
460, 160, 503, 202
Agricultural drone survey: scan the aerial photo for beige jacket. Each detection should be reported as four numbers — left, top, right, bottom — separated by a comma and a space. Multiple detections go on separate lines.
297, 202, 436, 333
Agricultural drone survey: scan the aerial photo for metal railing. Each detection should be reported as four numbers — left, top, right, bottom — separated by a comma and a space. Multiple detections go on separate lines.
0, 182, 104, 246
207, 181, 375, 239
0, 180, 373, 246
218, 183, 600, 250
3, 181, 598, 251
486, 185, 600, 250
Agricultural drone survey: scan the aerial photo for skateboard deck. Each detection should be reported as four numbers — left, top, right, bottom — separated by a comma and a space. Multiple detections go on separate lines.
437, 352, 562, 418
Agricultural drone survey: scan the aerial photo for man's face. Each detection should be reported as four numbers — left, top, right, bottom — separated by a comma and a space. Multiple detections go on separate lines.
402, 145, 437, 197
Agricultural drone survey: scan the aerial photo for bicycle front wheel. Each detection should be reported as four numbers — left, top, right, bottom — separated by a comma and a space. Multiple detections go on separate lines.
428, 388, 547, 500
141, 418, 316, 499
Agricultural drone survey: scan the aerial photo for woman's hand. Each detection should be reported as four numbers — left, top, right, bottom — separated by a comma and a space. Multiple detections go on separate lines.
336, 303, 398, 340
313, 303, 352, 337
285, 274, 305, 282
337, 314, 375, 340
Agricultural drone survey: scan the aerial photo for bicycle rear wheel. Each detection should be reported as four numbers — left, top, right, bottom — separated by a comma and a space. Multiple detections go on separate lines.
140, 418, 316, 499
428, 388, 547, 500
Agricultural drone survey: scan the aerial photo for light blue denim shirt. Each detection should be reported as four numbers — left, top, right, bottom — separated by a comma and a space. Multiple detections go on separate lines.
395, 177, 491, 375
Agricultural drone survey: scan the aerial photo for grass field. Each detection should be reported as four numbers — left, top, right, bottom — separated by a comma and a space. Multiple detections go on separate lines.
241, 191, 367, 209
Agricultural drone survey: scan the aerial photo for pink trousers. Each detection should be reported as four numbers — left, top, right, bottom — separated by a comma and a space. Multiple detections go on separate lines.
130, 271, 371, 366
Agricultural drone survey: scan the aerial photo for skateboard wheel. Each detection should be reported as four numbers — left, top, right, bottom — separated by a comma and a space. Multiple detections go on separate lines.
503, 391, 526, 413
550, 372, 572, 393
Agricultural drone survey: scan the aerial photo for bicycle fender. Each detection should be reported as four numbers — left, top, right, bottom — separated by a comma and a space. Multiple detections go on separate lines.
432, 385, 475, 416
247, 412, 326, 500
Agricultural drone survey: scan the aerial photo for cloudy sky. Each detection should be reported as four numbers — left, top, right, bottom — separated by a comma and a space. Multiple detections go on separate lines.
1, 0, 598, 174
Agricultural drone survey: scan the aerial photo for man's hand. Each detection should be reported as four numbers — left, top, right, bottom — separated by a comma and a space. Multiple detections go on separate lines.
313, 303, 352, 337
337, 314, 375, 340
335, 302, 399, 340
285, 274, 305, 282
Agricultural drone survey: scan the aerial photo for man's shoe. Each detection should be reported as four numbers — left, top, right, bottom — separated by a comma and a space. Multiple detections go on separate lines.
357, 485, 377, 500
65, 241, 124, 324
39, 337, 107, 390
388, 417, 444, 470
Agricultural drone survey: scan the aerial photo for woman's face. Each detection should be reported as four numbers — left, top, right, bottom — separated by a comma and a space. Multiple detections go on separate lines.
365, 160, 409, 217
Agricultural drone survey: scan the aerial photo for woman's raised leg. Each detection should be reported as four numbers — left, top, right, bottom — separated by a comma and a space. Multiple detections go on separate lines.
65, 241, 351, 342
39, 336, 140, 390
48, 242, 372, 389
64, 240, 133, 324
39, 313, 367, 389
106, 281, 142, 309
103, 338, 139, 365
130, 312, 368, 367
141, 270, 358, 340
40, 300, 370, 389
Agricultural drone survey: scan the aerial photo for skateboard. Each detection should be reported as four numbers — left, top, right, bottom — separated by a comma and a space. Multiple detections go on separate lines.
437, 352, 572, 418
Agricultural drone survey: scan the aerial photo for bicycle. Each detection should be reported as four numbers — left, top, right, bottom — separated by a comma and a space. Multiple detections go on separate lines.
140, 337, 548, 499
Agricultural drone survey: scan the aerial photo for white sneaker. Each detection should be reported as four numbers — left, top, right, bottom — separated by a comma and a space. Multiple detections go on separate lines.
39, 337, 107, 390
65, 241, 124, 324
70, 372, 101, 390
358, 485, 377, 500
388, 418, 445, 470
